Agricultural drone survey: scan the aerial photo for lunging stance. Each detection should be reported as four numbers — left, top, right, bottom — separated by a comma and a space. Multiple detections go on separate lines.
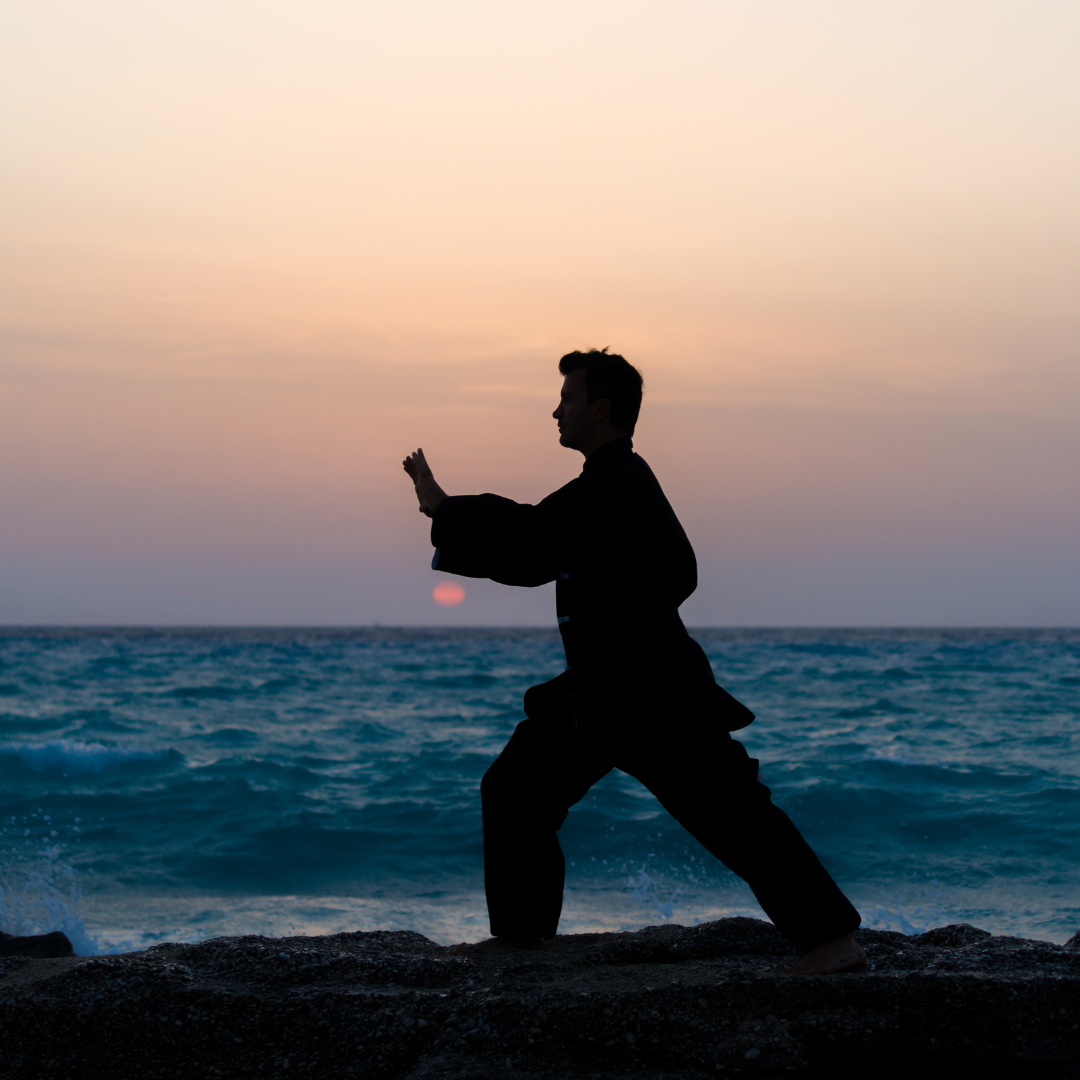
403, 349, 864, 974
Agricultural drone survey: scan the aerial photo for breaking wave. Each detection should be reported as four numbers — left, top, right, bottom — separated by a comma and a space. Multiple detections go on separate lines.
0, 740, 171, 774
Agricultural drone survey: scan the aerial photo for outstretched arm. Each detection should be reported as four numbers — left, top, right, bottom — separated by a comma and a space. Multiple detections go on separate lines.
404, 449, 561, 586
403, 448, 447, 518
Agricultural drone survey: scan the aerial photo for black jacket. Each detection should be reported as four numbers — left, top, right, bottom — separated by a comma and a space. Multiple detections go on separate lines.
430, 436, 753, 730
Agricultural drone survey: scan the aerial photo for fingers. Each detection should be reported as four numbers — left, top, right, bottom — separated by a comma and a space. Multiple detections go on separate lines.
402, 449, 424, 480
403, 450, 440, 517
402, 449, 429, 470
414, 449, 434, 481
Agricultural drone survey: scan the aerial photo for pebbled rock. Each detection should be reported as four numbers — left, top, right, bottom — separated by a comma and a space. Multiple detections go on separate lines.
0, 930, 74, 958
1, 919, 1078, 1078
585, 916, 795, 966
914, 923, 993, 948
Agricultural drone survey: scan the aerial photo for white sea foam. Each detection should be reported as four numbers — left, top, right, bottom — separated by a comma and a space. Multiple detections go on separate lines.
864, 745, 921, 766
860, 905, 935, 936
0, 740, 167, 774
79, 890, 767, 951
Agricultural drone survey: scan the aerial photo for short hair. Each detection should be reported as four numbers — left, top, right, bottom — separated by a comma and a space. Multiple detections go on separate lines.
558, 348, 644, 434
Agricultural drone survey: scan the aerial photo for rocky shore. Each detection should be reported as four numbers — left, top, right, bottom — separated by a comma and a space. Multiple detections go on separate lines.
2, 917, 1079, 1079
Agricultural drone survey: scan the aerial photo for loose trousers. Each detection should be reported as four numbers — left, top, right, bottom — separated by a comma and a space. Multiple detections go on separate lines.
480, 710, 860, 953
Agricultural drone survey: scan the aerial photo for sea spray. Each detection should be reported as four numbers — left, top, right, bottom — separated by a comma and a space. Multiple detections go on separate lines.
0, 835, 101, 954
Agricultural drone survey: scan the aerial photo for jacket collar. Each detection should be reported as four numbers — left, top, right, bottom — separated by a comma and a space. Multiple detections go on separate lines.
582, 435, 634, 473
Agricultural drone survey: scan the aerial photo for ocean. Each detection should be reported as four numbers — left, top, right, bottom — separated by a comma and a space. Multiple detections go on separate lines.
1, 627, 1077, 955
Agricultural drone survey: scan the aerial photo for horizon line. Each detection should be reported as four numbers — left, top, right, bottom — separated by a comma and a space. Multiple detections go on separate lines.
1, 624, 1077, 632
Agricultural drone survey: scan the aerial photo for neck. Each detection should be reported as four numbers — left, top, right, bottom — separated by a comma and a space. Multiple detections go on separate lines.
580, 430, 629, 459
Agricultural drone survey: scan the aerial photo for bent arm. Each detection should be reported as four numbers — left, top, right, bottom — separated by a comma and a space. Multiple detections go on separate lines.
431, 494, 557, 587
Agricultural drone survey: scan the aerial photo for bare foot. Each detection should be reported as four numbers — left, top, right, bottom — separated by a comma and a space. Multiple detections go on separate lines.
448, 937, 543, 956
784, 933, 866, 975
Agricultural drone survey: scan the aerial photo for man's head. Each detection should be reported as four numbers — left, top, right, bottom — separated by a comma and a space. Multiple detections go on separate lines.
553, 349, 644, 457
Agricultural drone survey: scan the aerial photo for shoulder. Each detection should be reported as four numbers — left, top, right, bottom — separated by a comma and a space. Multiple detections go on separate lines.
537, 474, 593, 511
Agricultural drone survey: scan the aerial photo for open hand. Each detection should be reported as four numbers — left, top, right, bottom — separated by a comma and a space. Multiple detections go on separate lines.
403, 448, 447, 518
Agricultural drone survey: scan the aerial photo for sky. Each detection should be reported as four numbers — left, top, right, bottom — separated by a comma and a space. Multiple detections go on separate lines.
1, 0, 1078, 625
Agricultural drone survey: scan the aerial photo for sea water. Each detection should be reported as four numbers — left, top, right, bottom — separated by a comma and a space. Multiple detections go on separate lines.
1, 627, 1078, 954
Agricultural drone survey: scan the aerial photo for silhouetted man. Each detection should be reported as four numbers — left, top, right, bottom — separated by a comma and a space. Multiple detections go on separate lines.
403, 349, 864, 974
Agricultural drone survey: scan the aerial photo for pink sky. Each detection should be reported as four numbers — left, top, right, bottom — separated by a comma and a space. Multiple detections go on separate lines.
1, 1, 1078, 624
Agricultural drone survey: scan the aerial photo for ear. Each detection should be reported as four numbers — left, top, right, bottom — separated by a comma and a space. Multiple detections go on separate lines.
590, 397, 613, 422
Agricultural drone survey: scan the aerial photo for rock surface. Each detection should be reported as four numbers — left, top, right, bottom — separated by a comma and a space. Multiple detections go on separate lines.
0, 929, 73, 958
2, 917, 1078, 1078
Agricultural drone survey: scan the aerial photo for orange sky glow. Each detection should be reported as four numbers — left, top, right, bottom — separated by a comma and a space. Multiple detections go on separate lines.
2, 1, 1079, 623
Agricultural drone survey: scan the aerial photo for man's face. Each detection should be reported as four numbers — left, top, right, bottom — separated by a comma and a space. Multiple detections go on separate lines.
553, 369, 595, 450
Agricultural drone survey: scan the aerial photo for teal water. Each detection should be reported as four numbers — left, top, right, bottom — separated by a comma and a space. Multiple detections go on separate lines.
1, 628, 1078, 953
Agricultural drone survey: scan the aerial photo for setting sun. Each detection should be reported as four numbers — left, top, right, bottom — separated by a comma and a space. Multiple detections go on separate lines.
432, 582, 466, 607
